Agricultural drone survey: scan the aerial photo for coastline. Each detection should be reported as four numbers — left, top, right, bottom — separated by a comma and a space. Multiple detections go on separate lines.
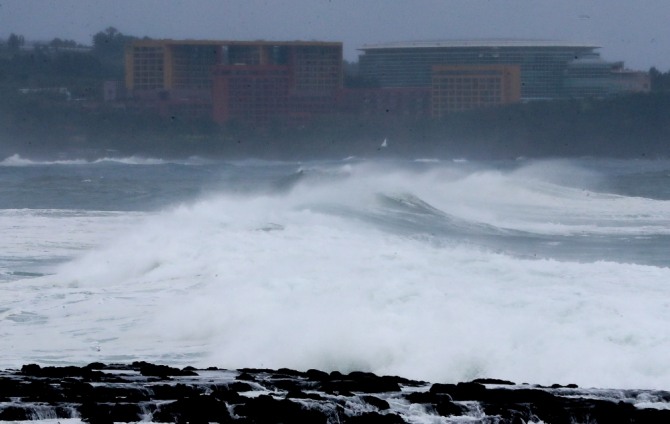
1, 362, 669, 423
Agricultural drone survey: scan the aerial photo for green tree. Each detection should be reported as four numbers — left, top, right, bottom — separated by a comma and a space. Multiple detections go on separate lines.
7, 33, 25, 55
50, 38, 79, 49
649, 67, 670, 92
92, 27, 137, 77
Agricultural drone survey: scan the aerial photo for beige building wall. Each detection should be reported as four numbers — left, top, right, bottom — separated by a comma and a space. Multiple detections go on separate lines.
432, 65, 521, 117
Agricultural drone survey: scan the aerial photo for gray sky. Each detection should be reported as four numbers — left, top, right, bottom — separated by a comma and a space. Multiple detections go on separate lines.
2, 0, 670, 70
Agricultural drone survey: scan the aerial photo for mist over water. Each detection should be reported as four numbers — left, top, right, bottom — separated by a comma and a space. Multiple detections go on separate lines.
1, 156, 670, 389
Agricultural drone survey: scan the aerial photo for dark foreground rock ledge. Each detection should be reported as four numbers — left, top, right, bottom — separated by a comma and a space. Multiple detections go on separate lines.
1, 362, 669, 423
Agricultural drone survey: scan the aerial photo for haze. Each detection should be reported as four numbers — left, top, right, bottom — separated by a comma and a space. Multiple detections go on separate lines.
2, 0, 670, 71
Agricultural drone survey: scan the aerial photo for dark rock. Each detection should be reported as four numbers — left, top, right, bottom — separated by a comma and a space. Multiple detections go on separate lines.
132, 361, 198, 377
484, 403, 539, 424
276, 367, 307, 377
227, 381, 254, 392
429, 383, 457, 394
404, 391, 464, 417
84, 362, 108, 370
235, 371, 256, 381
20, 364, 41, 376
152, 394, 231, 424
2, 363, 670, 424
234, 394, 329, 423
91, 385, 151, 403
269, 377, 305, 392
550, 383, 580, 389
306, 368, 330, 381
362, 395, 390, 410
571, 399, 636, 424
434, 398, 466, 417
452, 382, 487, 400
286, 388, 326, 401
636, 407, 670, 422
149, 383, 200, 400
485, 387, 558, 404
430, 382, 487, 400
472, 378, 516, 385
0, 378, 20, 398
80, 402, 144, 423
322, 372, 401, 394
60, 379, 96, 401
80, 401, 114, 424
20, 380, 65, 402
238, 367, 274, 374
20, 364, 105, 381
211, 385, 245, 404
0, 405, 30, 421
405, 391, 441, 403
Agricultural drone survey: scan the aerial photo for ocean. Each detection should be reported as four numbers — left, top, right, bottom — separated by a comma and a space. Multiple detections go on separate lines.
1, 154, 669, 390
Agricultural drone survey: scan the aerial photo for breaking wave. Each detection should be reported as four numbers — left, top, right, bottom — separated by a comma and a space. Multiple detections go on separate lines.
2, 159, 670, 389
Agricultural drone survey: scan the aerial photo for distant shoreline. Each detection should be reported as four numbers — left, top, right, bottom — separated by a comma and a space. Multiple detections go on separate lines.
3, 93, 670, 162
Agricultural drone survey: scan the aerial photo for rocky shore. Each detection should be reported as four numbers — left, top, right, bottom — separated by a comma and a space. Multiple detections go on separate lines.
1, 362, 669, 423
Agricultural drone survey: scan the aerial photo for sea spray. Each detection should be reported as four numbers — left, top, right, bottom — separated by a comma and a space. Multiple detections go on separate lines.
1, 158, 670, 390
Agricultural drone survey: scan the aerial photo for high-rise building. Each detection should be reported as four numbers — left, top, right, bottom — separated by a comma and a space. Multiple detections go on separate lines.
358, 40, 639, 101
125, 39, 343, 123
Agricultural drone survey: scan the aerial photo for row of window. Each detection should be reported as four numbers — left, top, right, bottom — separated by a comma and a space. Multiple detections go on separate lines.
435, 80, 503, 89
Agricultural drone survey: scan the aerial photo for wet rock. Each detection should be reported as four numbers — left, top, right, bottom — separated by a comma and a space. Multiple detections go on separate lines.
21, 364, 105, 380
84, 362, 108, 370
1, 363, 670, 423
80, 401, 144, 424
286, 389, 326, 401
235, 371, 256, 381
234, 394, 329, 423
362, 395, 390, 410
0, 405, 30, 421
321, 371, 401, 394
429, 381, 487, 400
472, 378, 516, 385
149, 383, 201, 400
306, 368, 330, 381
131, 361, 198, 377
433, 398, 466, 417
152, 395, 231, 423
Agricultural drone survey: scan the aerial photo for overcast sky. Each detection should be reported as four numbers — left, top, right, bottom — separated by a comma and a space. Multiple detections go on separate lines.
2, 0, 670, 70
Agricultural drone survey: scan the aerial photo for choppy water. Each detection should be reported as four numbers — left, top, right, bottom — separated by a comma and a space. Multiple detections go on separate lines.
1, 153, 670, 390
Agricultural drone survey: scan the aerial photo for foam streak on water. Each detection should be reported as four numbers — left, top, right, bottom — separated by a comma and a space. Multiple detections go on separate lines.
1, 157, 670, 390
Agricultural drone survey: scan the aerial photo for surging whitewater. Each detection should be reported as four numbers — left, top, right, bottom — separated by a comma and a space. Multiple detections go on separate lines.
1, 157, 670, 390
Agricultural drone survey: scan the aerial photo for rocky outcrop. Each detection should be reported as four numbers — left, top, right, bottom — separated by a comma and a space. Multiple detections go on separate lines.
0, 362, 668, 423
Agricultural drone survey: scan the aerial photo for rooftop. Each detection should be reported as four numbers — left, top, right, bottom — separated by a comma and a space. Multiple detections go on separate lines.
359, 39, 600, 50
130, 39, 341, 47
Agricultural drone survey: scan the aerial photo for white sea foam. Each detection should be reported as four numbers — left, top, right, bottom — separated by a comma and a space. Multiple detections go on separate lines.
1, 160, 669, 390
92, 156, 167, 165
0, 209, 146, 282
0, 154, 174, 166
0, 154, 90, 166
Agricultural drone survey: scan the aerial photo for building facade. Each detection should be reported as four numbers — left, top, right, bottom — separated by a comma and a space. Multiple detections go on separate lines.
125, 39, 343, 123
125, 39, 648, 124
358, 40, 637, 101
431, 65, 521, 116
